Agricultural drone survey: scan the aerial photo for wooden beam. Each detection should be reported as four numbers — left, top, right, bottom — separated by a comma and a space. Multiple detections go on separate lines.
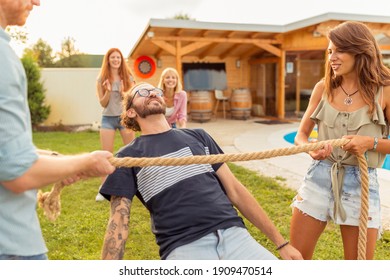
309, 21, 390, 38
181, 41, 212, 56
150, 37, 282, 58
199, 30, 211, 37
365, 22, 390, 35
150, 35, 280, 45
240, 46, 263, 60
176, 41, 182, 83
150, 40, 176, 55
253, 42, 282, 57
199, 42, 219, 59
277, 50, 286, 119
227, 31, 237, 38
198, 30, 236, 59
295, 55, 301, 115
380, 45, 390, 51
173, 28, 185, 36
285, 45, 328, 51
226, 31, 236, 38
249, 57, 279, 64
219, 44, 239, 59
155, 49, 163, 59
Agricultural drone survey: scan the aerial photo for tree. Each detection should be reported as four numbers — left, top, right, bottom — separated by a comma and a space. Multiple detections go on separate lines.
21, 53, 51, 127
5, 26, 28, 43
55, 36, 82, 67
24, 38, 55, 67
171, 13, 194, 20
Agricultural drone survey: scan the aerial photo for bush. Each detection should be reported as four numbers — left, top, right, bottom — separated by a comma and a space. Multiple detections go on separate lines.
21, 53, 51, 127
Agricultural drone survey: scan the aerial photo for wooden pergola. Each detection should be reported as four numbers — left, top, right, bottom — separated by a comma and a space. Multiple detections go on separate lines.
128, 13, 390, 119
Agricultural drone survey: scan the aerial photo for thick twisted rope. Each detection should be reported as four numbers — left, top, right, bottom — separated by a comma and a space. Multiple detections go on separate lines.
356, 153, 369, 260
109, 138, 349, 167
37, 138, 369, 259
38, 181, 65, 222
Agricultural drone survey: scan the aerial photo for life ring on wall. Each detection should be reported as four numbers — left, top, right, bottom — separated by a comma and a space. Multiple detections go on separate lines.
134, 56, 156, 79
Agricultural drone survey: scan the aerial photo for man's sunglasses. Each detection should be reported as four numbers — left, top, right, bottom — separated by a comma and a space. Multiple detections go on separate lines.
128, 88, 164, 108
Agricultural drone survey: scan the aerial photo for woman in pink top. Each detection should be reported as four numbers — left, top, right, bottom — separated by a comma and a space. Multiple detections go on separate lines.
158, 67, 187, 128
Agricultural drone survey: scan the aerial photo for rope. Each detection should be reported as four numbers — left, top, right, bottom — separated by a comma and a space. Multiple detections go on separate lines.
37, 138, 369, 259
356, 153, 369, 260
108, 138, 349, 167
38, 181, 66, 222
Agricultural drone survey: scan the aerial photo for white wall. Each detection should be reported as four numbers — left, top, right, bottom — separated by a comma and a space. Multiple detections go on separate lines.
41, 68, 102, 126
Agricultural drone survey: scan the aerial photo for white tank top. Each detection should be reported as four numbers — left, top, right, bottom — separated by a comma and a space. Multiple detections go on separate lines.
165, 106, 174, 117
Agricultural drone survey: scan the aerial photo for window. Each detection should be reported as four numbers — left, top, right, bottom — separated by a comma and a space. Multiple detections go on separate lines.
183, 63, 227, 91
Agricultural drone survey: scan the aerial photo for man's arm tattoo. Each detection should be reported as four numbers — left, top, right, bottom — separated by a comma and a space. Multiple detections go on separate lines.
101, 196, 131, 259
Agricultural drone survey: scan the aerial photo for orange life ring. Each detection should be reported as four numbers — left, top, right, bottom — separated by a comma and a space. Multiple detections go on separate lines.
134, 56, 156, 79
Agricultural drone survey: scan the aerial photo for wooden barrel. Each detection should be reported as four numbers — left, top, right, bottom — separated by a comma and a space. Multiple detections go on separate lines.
189, 91, 212, 122
230, 88, 252, 120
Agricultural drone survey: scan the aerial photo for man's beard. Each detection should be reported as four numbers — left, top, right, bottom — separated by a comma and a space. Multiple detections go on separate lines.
133, 98, 166, 118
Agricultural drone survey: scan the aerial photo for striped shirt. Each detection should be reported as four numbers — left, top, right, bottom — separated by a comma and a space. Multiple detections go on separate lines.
101, 128, 244, 259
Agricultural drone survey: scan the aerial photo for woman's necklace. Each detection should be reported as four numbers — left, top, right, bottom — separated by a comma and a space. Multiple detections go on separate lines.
340, 85, 359, 106
164, 91, 174, 107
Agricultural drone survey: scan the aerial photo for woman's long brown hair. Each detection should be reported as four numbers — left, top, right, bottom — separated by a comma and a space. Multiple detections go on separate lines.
324, 21, 390, 114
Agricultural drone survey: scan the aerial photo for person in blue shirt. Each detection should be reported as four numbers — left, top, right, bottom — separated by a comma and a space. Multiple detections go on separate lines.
99, 82, 303, 260
0, 0, 115, 260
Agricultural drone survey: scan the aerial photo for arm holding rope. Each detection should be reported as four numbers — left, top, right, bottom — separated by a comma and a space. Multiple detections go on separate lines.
341, 135, 386, 155
37, 149, 82, 186
216, 163, 303, 260
101, 196, 131, 260
294, 81, 333, 160
1, 151, 115, 193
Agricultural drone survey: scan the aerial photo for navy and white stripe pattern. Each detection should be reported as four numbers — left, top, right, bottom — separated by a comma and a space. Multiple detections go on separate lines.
137, 146, 214, 202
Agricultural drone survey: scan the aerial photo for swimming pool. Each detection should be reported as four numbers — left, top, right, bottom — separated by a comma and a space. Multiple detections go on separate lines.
283, 131, 390, 170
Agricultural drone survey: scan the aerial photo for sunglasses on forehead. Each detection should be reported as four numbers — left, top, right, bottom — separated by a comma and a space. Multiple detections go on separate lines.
128, 88, 164, 108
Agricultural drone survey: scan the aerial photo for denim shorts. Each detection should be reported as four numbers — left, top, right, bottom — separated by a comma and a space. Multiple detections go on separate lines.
165, 226, 278, 260
101, 115, 124, 130
291, 160, 381, 229
0, 253, 48, 260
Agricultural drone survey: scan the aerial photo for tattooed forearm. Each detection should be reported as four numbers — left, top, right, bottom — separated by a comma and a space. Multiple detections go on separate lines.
101, 196, 131, 260
102, 237, 127, 259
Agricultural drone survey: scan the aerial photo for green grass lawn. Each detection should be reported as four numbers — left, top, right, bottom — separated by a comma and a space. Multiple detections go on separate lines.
33, 131, 390, 260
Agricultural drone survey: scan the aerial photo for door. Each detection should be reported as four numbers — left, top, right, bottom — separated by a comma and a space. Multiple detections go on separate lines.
251, 63, 277, 116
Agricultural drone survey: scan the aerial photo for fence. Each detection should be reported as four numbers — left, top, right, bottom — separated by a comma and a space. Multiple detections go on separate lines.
41, 68, 102, 126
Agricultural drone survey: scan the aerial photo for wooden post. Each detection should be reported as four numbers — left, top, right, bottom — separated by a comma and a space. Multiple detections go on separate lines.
295, 55, 301, 116
176, 41, 183, 81
277, 50, 286, 119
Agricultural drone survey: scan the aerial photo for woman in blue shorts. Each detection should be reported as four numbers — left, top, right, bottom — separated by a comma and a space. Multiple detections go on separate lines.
290, 21, 390, 260
95, 48, 136, 201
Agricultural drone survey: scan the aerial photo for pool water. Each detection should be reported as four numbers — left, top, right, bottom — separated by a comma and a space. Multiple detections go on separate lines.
283, 131, 390, 170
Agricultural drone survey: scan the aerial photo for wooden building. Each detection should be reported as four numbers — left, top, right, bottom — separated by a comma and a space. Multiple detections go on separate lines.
127, 12, 390, 120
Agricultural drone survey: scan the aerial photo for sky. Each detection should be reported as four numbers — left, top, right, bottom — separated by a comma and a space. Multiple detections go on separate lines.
10, 0, 390, 57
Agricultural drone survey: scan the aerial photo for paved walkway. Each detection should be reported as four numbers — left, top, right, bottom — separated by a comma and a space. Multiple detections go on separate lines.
187, 117, 390, 231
